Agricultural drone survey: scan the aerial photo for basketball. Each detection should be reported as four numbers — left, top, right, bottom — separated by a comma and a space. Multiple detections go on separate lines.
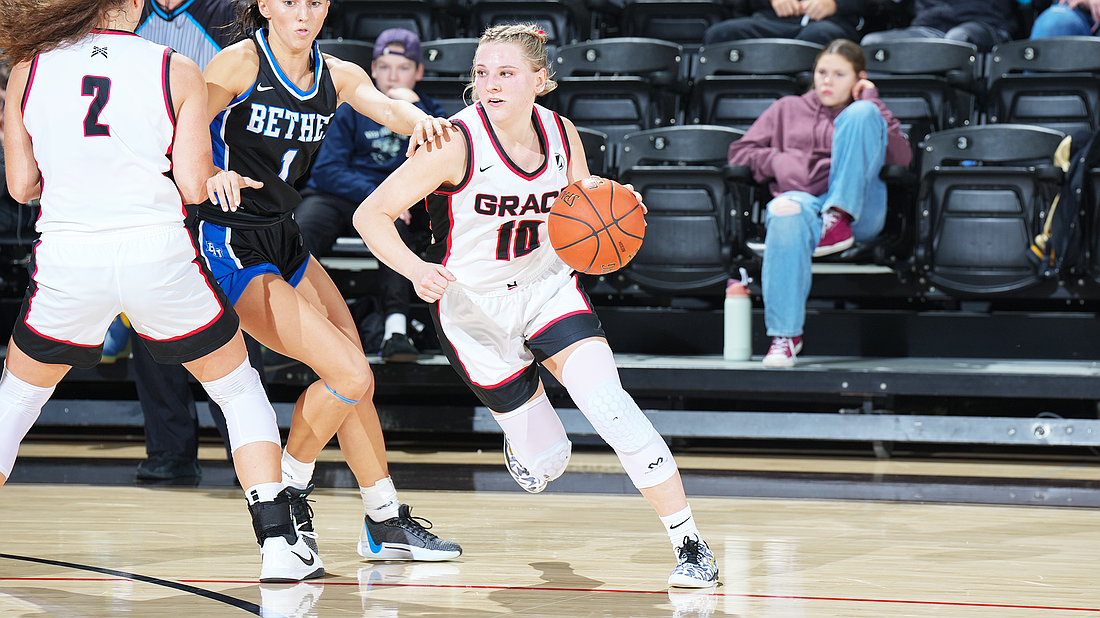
548, 177, 645, 275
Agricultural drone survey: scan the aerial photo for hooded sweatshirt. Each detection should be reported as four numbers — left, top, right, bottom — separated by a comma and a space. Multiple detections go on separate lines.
727, 88, 912, 198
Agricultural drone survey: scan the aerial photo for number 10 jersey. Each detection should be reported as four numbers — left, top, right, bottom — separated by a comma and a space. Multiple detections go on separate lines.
426, 102, 573, 292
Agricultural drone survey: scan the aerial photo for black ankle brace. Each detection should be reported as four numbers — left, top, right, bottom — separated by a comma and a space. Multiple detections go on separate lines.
247, 490, 297, 546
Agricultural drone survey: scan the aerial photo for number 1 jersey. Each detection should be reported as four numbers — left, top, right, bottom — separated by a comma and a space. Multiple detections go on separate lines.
208, 28, 337, 220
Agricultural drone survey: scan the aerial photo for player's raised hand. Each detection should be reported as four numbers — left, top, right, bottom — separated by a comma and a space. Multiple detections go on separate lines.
407, 116, 454, 157
206, 169, 263, 211
411, 261, 456, 302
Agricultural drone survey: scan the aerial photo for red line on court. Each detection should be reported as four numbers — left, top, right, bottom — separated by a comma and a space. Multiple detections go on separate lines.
2, 577, 1096, 613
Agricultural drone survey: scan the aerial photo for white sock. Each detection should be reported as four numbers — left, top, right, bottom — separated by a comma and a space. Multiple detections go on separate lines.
361, 476, 400, 522
281, 449, 315, 489
384, 313, 407, 340
660, 505, 701, 549
244, 482, 283, 505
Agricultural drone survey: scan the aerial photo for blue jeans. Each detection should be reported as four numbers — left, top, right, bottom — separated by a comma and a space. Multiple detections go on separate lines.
1031, 5, 1095, 38
761, 101, 889, 338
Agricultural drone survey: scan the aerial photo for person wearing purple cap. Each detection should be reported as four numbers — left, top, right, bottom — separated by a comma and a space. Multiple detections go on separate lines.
295, 28, 446, 363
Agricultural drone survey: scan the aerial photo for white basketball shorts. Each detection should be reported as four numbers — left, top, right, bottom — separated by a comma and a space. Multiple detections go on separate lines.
13, 224, 239, 369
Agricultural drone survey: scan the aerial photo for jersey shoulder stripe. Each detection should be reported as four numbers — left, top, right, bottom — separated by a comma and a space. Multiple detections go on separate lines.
435, 118, 474, 196
255, 30, 322, 99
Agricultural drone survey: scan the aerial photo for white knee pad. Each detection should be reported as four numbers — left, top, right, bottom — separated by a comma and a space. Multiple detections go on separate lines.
0, 370, 54, 478
493, 393, 572, 482
580, 378, 677, 488
201, 359, 281, 452
528, 438, 572, 482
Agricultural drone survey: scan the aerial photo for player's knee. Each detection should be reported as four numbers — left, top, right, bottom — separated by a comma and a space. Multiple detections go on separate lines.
528, 438, 572, 482
203, 360, 281, 451
325, 354, 372, 403
615, 429, 677, 489
583, 379, 653, 453
768, 198, 800, 217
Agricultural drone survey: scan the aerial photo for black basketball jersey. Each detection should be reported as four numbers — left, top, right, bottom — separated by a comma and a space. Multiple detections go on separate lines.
208, 28, 337, 221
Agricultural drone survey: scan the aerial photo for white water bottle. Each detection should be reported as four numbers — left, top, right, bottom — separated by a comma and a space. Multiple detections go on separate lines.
723, 268, 752, 361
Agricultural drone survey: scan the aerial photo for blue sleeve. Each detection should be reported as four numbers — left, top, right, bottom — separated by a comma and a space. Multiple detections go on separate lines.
420, 95, 447, 119
307, 106, 380, 204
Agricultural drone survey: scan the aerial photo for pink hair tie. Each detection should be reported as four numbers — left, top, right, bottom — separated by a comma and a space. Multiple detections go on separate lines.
536, 29, 545, 35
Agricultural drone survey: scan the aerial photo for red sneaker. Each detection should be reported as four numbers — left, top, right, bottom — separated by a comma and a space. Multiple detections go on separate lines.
762, 336, 802, 368
814, 208, 854, 257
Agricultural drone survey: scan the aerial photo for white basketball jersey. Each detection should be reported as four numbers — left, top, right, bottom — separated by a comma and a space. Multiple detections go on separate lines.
22, 30, 183, 235
428, 103, 572, 291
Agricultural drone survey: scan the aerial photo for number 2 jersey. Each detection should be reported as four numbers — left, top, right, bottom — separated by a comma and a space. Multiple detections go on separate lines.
21, 30, 181, 235
426, 102, 573, 291
206, 28, 337, 222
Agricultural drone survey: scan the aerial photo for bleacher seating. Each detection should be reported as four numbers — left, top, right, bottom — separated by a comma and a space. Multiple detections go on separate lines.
546, 38, 684, 168
317, 38, 374, 70
687, 38, 821, 130
914, 124, 1066, 295
616, 125, 745, 293
985, 37, 1100, 136
418, 38, 479, 116
862, 38, 980, 148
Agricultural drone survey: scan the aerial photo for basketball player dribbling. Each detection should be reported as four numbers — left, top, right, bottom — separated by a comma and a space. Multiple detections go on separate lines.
198, 0, 461, 564
0, 0, 322, 583
353, 23, 720, 588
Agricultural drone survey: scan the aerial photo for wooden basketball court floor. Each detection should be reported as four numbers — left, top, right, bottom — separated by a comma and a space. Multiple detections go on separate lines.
2, 441, 1099, 617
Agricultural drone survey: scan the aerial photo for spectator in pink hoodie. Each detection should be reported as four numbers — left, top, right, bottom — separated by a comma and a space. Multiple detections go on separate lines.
728, 39, 911, 368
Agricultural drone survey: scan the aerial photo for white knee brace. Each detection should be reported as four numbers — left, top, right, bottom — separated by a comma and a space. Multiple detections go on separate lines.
493, 392, 572, 482
581, 378, 676, 488
0, 370, 54, 478
202, 359, 281, 452
563, 341, 677, 489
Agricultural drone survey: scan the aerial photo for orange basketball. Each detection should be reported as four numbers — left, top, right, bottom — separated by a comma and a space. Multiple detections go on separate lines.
548, 178, 645, 275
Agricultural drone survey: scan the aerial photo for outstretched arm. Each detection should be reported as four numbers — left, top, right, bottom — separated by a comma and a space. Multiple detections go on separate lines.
328, 55, 452, 157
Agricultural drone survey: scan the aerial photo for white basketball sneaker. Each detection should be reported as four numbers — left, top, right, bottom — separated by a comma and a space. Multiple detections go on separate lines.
259, 535, 325, 584
668, 537, 719, 588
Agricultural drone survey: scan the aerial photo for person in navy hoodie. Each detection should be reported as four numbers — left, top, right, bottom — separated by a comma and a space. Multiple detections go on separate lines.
295, 28, 445, 362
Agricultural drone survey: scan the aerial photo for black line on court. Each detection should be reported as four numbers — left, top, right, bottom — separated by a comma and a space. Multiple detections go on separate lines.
0, 553, 261, 615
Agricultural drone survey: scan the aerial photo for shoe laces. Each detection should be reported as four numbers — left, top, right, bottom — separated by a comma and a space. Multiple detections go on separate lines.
289, 491, 317, 537
821, 208, 842, 232
677, 537, 705, 565
767, 337, 794, 356
392, 505, 439, 539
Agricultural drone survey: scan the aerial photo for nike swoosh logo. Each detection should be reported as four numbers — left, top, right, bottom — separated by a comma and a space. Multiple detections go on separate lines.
364, 522, 384, 554
479, 164, 493, 172
256, 84, 274, 92
669, 518, 690, 529
291, 550, 315, 566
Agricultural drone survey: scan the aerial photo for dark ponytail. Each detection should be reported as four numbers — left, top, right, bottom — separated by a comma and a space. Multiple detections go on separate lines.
232, 0, 267, 39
